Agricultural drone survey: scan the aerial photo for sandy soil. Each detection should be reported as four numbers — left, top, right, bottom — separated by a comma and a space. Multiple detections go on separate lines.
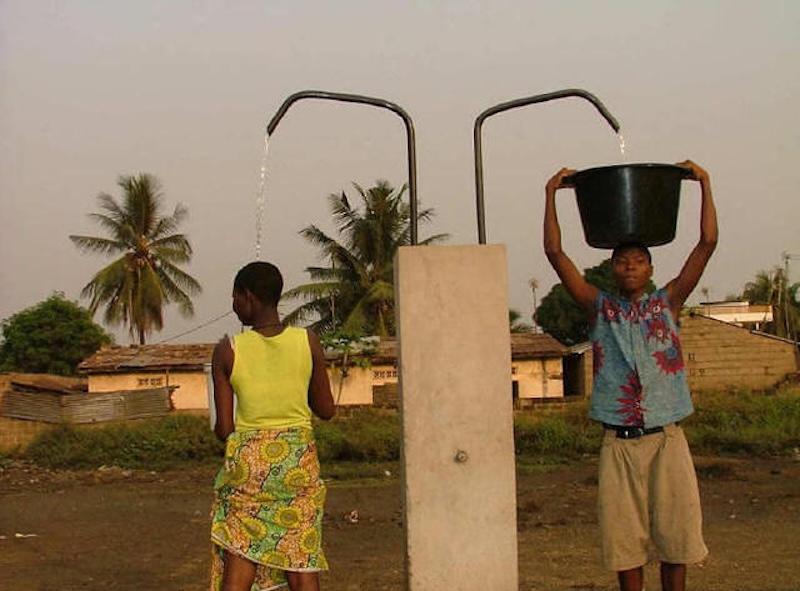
1, 455, 798, 591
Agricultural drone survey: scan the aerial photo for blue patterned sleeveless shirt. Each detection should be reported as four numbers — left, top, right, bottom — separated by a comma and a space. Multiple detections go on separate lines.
589, 288, 694, 428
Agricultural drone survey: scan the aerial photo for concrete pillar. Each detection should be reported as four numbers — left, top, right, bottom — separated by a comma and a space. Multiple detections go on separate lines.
395, 244, 518, 590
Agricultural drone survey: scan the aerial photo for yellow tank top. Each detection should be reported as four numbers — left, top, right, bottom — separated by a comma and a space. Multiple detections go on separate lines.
230, 327, 313, 430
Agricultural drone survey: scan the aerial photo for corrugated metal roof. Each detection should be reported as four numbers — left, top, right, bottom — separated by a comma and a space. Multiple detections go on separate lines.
4, 373, 88, 394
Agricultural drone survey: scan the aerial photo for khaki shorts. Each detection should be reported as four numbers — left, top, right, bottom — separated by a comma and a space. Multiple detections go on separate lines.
598, 424, 708, 571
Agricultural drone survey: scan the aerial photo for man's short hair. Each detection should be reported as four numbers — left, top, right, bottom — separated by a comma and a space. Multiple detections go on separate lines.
233, 261, 283, 306
611, 242, 652, 264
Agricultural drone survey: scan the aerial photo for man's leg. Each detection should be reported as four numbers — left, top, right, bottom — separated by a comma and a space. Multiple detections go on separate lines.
660, 562, 686, 591
617, 566, 644, 591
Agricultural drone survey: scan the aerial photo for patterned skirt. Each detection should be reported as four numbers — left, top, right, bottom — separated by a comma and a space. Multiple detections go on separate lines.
210, 427, 328, 591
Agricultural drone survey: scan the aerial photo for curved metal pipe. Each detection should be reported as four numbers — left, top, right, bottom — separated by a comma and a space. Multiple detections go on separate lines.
267, 90, 419, 245
473, 89, 620, 244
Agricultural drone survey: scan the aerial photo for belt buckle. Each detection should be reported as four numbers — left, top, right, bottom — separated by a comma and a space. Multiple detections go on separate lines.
621, 426, 645, 439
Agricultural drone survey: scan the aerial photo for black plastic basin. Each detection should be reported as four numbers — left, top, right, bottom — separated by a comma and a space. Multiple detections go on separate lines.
571, 163, 688, 248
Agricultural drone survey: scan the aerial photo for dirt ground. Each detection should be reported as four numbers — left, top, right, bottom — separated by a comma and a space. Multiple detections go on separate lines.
1, 455, 798, 591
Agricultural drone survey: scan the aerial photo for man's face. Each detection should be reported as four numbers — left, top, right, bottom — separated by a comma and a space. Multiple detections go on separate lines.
612, 248, 653, 294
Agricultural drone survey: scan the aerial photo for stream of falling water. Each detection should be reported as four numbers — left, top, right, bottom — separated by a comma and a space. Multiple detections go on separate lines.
617, 131, 626, 160
254, 132, 270, 260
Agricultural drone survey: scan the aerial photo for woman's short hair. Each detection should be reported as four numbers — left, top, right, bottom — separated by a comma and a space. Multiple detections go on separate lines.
233, 261, 283, 306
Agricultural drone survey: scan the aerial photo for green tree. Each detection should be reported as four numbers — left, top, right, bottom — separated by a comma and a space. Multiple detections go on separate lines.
536, 258, 656, 346
283, 181, 448, 336
0, 293, 113, 376
741, 267, 800, 339
69, 174, 202, 344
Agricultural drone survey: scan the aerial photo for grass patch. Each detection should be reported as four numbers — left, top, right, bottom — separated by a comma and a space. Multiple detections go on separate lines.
682, 388, 800, 456
513, 399, 600, 461
315, 408, 401, 463
25, 414, 224, 470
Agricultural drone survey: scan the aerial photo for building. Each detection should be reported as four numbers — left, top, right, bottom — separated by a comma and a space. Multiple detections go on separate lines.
78, 343, 214, 410
77, 314, 798, 415
510, 333, 571, 406
77, 334, 570, 411
692, 301, 773, 331
680, 312, 798, 391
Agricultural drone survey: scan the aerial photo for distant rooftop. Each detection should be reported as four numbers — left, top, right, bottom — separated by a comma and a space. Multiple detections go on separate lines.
692, 301, 773, 327
78, 332, 569, 374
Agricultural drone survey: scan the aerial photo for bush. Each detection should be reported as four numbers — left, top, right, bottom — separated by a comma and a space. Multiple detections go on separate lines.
25, 414, 223, 470
315, 408, 401, 462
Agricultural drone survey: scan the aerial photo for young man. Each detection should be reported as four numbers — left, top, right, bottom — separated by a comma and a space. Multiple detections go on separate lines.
543, 160, 718, 591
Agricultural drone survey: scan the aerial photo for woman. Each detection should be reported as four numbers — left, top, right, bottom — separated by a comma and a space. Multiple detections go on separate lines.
210, 261, 335, 591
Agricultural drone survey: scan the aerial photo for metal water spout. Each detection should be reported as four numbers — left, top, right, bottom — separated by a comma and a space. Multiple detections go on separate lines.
473, 89, 620, 244
266, 90, 420, 245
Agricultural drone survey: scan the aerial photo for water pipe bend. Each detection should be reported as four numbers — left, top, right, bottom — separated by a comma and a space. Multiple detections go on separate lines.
266, 90, 419, 245
473, 89, 621, 244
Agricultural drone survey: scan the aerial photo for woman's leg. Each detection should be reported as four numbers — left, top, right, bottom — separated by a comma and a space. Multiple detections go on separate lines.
286, 571, 320, 591
221, 551, 257, 591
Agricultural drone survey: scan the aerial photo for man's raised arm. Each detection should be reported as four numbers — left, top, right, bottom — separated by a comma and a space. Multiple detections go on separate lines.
543, 167, 598, 318
665, 160, 718, 315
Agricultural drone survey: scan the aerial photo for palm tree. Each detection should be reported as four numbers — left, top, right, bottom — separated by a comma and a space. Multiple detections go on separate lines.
528, 278, 539, 333
742, 267, 800, 339
70, 174, 201, 344
283, 180, 448, 337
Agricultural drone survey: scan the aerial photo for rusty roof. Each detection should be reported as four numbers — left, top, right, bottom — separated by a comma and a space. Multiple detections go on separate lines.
2, 372, 88, 394
78, 343, 215, 374
510, 333, 568, 359
77, 333, 567, 374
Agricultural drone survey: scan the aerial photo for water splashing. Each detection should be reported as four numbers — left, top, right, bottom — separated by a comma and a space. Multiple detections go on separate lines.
255, 133, 270, 260
617, 132, 626, 160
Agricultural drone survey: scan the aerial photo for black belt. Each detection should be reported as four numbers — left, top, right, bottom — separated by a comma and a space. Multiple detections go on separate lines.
603, 424, 666, 439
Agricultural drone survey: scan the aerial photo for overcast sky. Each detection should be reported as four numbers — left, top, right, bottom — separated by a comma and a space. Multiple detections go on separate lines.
2, 1, 798, 344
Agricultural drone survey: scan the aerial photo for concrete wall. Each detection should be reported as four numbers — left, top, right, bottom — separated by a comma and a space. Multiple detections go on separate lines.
513, 357, 564, 400
329, 366, 374, 406
680, 314, 798, 391
87, 371, 209, 410
0, 416, 52, 452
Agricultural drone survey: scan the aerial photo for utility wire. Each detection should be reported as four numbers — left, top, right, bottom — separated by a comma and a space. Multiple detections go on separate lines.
155, 310, 235, 344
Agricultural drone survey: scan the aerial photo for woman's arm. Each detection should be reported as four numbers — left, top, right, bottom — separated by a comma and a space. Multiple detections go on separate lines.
212, 336, 236, 441
307, 330, 335, 420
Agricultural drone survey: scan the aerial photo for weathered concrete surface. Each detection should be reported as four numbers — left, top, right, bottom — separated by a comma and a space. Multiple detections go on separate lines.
395, 244, 518, 590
